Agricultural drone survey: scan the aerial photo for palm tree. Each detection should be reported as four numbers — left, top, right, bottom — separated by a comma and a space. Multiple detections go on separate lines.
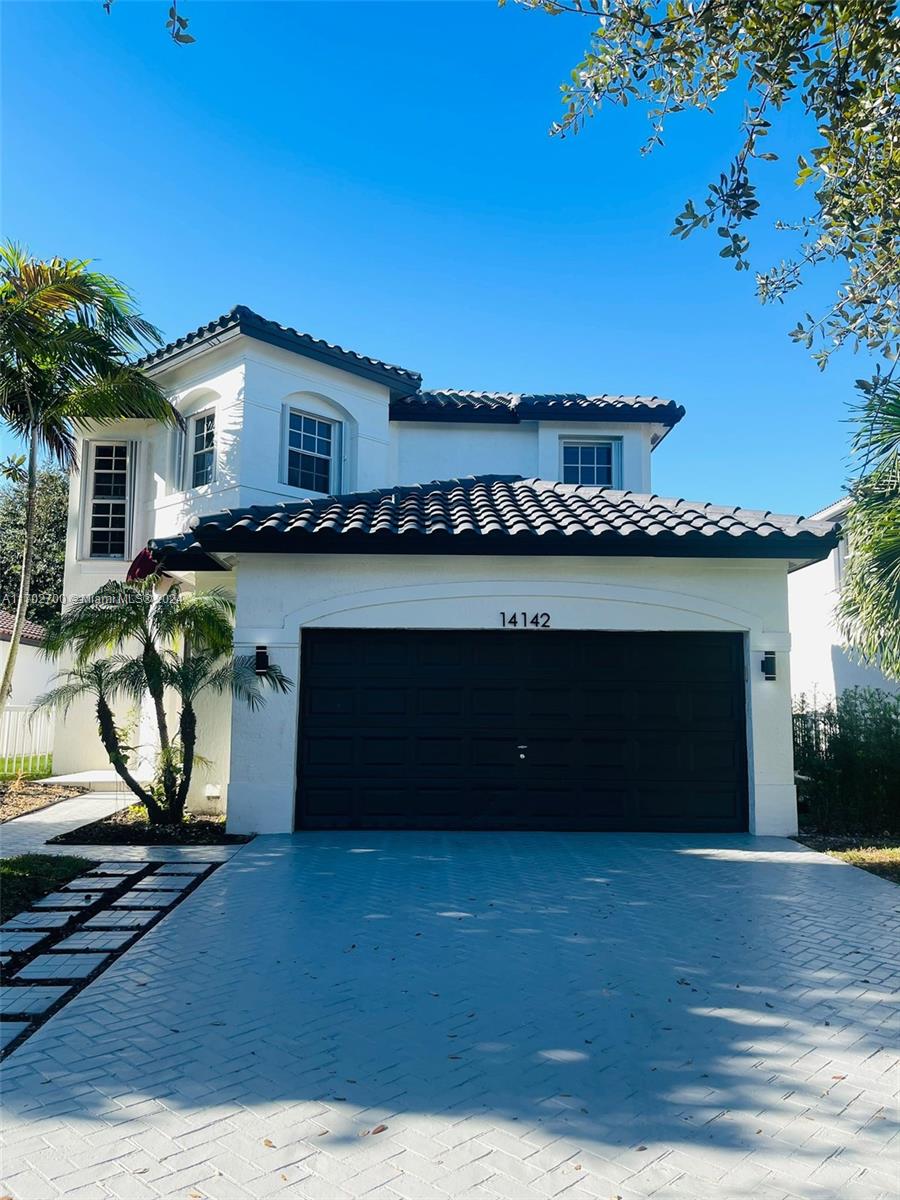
839, 375, 900, 678
39, 580, 292, 824
0, 243, 181, 718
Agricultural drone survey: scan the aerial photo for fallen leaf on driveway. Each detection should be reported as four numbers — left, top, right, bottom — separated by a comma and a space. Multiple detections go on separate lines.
832, 1074, 847, 1080
371, 1124, 388, 1135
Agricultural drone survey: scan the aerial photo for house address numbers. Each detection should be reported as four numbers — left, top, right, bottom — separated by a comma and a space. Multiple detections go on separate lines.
500, 611, 551, 628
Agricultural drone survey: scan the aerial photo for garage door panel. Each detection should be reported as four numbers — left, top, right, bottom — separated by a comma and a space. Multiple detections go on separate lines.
416, 687, 467, 717
305, 686, 356, 717
415, 737, 467, 767
297, 630, 748, 832
638, 786, 741, 821
630, 734, 742, 779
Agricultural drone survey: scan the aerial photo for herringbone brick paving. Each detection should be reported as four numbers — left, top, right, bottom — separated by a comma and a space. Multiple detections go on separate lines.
1, 833, 897, 1199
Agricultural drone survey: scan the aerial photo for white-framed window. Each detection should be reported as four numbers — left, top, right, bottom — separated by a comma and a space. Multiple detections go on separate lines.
189, 410, 216, 488
86, 441, 130, 558
284, 409, 338, 494
560, 438, 621, 487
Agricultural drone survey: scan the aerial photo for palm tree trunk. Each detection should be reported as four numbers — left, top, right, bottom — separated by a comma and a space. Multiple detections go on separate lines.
0, 434, 38, 719
172, 701, 196, 823
95, 694, 164, 823
142, 642, 179, 815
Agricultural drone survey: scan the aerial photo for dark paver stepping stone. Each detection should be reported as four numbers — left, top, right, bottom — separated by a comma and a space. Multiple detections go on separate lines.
112, 893, 174, 909
132, 877, 192, 891
56, 930, 133, 951
15, 953, 110, 981
88, 862, 145, 875
0, 985, 71, 1016
0, 932, 47, 954
63, 876, 128, 892
1, 912, 72, 931
152, 864, 209, 875
83, 910, 157, 929
32, 892, 97, 910
0, 1021, 31, 1049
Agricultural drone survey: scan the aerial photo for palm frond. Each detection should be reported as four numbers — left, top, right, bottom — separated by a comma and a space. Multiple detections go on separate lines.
152, 587, 235, 655
33, 659, 120, 715
42, 580, 154, 662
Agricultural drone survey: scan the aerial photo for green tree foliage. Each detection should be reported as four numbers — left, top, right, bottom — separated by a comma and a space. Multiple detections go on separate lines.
102, 1, 195, 44
839, 373, 900, 675
0, 465, 68, 626
794, 688, 900, 833
0, 242, 180, 717
38, 580, 292, 825
520, 0, 900, 671
524, 0, 899, 364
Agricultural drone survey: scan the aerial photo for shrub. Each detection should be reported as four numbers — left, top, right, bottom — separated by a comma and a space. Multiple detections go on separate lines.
793, 688, 900, 833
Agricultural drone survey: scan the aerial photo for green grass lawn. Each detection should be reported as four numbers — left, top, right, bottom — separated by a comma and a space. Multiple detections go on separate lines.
0, 853, 94, 923
0, 754, 53, 780
799, 837, 900, 885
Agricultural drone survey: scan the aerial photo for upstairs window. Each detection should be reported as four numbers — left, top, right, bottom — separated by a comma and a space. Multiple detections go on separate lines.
88, 442, 129, 558
190, 411, 216, 488
286, 411, 335, 493
561, 440, 618, 487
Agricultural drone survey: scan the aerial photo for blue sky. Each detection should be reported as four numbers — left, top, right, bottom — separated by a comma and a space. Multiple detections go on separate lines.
2, 0, 869, 513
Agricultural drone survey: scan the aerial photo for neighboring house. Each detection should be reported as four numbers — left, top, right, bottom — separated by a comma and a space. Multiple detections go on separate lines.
788, 497, 899, 701
0, 611, 54, 707
53, 305, 839, 836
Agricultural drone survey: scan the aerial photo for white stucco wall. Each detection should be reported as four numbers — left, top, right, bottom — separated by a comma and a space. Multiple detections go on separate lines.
393, 421, 653, 492
0, 641, 56, 709
225, 553, 797, 838
789, 546, 899, 700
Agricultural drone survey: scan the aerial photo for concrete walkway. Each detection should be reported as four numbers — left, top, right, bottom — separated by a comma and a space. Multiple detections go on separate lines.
0, 793, 243, 862
1, 832, 897, 1199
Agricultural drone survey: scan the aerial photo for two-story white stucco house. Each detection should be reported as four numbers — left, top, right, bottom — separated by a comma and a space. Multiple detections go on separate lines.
54, 306, 839, 837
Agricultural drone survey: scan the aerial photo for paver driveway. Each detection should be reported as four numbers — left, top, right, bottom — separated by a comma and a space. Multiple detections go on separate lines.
1, 833, 898, 1200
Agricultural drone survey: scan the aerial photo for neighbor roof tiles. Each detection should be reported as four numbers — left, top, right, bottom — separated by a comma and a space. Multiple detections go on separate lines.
0, 611, 45, 645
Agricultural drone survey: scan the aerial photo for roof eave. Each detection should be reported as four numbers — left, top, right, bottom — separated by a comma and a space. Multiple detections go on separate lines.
142, 311, 421, 400
156, 528, 838, 565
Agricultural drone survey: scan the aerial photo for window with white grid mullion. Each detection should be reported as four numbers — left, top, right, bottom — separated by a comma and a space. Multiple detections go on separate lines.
286, 412, 334, 493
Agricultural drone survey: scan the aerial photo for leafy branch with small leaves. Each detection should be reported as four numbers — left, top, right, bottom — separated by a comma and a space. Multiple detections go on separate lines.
102, 0, 195, 45
519, 0, 900, 369
518, 0, 900, 677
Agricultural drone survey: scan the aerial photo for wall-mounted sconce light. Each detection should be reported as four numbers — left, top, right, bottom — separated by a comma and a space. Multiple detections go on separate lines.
255, 646, 269, 675
761, 651, 777, 681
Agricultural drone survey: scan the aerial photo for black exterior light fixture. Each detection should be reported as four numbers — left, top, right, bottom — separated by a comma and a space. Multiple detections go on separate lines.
255, 646, 269, 676
761, 651, 777, 681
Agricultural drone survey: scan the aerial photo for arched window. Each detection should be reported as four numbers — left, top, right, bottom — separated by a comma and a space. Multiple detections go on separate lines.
174, 388, 220, 492
279, 392, 357, 495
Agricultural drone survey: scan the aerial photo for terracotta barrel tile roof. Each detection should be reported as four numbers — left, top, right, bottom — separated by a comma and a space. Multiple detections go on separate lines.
0, 611, 45, 645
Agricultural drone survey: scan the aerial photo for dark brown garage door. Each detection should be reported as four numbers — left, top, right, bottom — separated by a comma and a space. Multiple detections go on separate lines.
296, 629, 748, 832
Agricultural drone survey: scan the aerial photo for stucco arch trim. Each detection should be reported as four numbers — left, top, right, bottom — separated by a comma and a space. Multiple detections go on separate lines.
235, 579, 767, 646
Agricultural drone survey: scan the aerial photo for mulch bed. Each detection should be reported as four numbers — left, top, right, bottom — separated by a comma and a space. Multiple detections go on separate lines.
0, 781, 87, 824
50, 804, 252, 846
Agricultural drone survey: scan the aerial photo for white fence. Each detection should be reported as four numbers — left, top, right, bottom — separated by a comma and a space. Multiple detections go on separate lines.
0, 705, 53, 776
